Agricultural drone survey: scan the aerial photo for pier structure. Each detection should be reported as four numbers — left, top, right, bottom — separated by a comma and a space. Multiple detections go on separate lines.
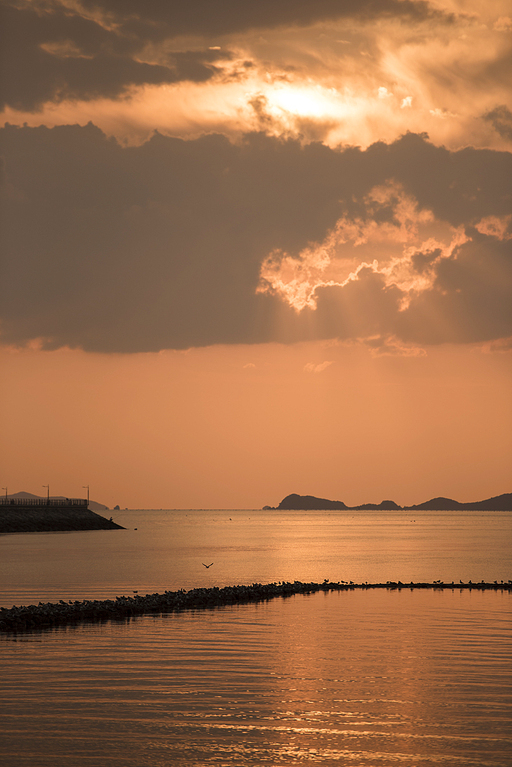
0, 495, 122, 534
0, 497, 88, 507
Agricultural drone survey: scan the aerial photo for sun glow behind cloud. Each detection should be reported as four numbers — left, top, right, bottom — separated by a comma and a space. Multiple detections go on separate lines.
3, 7, 512, 152
264, 83, 342, 120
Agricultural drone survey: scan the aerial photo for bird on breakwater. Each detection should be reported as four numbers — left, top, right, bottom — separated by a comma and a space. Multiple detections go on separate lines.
2, 581, 511, 635
202, 562, 214, 568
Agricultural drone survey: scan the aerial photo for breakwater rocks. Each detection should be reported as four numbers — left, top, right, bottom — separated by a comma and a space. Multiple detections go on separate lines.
0, 506, 124, 534
1, 580, 510, 634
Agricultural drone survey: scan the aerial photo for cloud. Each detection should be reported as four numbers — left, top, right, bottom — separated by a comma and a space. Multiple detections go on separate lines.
474, 214, 512, 240
0, 0, 454, 113
484, 336, 512, 353
0, 2, 230, 111
1, 125, 510, 352
494, 17, 512, 32
304, 361, 333, 373
2, 0, 510, 161
364, 336, 427, 356
397, 232, 512, 344
71, 0, 453, 36
483, 105, 512, 141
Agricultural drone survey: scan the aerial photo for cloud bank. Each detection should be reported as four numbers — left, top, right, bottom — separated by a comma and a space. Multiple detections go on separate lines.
0, 0, 448, 111
0, 1, 232, 111
1, 124, 511, 352
2, 0, 510, 154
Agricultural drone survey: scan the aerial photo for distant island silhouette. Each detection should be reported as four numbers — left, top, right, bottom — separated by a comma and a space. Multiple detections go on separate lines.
264, 492, 512, 511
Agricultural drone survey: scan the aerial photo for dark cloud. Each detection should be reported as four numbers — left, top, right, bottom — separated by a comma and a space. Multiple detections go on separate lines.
398, 233, 512, 344
311, 234, 512, 346
0, 3, 227, 110
0, 123, 343, 350
0, 0, 453, 111
478, 46, 512, 90
483, 105, 512, 141
77, 0, 453, 37
364, 132, 512, 226
1, 124, 510, 351
314, 269, 403, 341
411, 247, 442, 274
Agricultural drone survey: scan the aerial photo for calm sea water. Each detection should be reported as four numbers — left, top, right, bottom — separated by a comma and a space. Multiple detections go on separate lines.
1, 510, 511, 766
1, 509, 511, 606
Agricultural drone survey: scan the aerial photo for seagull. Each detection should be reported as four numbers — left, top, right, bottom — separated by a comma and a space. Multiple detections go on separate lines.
202, 562, 214, 568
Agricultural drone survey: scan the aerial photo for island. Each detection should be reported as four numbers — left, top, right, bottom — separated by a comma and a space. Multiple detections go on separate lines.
265, 492, 512, 511
0, 493, 124, 533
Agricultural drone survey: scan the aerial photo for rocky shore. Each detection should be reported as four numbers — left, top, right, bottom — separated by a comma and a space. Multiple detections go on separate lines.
0, 505, 124, 534
1, 579, 510, 633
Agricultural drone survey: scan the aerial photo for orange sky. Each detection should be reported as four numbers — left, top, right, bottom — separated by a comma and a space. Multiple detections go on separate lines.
1, 341, 510, 508
1, 0, 511, 507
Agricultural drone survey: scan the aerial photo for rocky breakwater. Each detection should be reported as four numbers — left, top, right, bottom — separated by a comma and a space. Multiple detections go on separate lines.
1, 580, 510, 634
0, 500, 124, 533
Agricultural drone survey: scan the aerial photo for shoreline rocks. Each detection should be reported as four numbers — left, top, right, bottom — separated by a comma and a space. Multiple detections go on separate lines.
0, 579, 510, 634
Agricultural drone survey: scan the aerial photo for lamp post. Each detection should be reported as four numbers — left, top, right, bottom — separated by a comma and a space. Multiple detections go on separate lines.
1, 487, 7, 502
83, 485, 90, 506
42, 485, 49, 505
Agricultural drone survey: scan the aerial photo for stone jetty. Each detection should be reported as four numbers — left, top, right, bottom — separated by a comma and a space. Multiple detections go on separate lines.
0, 498, 124, 533
0, 580, 510, 634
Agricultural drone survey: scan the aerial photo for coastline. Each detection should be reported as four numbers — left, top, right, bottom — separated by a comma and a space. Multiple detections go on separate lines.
1, 579, 510, 634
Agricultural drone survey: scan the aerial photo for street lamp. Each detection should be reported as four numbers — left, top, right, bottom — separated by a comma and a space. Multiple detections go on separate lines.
82, 485, 90, 505
42, 485, 49, 505
1, 487, 7, 501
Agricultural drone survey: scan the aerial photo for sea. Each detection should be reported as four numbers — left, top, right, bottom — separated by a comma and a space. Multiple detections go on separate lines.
1, 509, 511, 766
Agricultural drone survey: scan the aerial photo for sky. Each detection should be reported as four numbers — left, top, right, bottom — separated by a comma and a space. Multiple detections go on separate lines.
1, 0, 511, 509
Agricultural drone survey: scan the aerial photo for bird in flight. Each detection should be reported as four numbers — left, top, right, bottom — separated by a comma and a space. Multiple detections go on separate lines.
202, 562, 214, 568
